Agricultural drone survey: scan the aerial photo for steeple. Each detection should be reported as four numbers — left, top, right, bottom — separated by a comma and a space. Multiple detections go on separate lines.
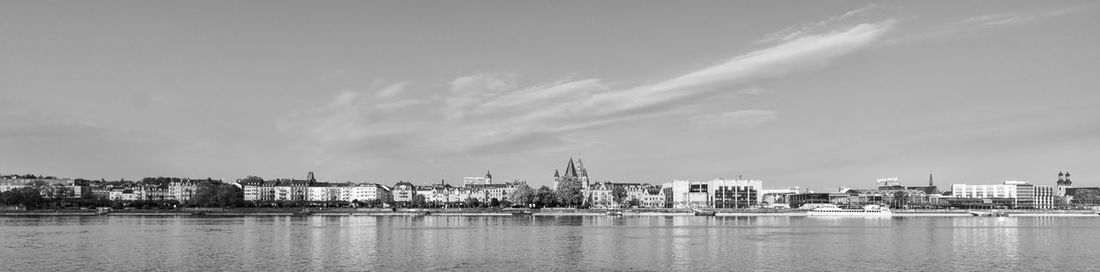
575, 158, 588, 178
564, 158, 578, 178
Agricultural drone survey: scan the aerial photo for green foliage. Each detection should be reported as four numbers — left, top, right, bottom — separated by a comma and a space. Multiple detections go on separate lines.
412, 195, 427, 208
465, 197, 480, 208
0, 187, 45, 208
190, 181, 244, 207
892, 191, 909, 208
536, 186, 556, 207
1071, 189, 1100, 205
510, 184, 535, 207
555, 184, 585, 208
139, 177, 188, 187
612, 186, 628, 207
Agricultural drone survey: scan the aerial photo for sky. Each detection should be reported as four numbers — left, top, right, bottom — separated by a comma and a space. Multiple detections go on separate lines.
2, 1, 1098, 191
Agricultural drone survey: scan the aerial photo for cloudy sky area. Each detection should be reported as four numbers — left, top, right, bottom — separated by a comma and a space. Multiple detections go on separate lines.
2, 1, 1098, 191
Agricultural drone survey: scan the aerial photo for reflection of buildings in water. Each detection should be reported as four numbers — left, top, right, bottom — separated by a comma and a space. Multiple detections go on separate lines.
951, 218, 1019, 269
669, 216, 693, 269
346, 216, 380, 266
742, 216, 790, 269
309, 216, 328, 270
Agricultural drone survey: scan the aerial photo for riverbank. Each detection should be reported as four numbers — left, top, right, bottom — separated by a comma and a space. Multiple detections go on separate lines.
2, 208, 1096, 217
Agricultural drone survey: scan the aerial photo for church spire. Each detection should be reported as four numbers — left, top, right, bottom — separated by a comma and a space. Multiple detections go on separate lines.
564, 158, 578, 178
575, 158, 588, 178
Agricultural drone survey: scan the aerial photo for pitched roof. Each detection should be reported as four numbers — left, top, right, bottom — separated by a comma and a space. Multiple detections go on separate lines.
564, 158, 578, 178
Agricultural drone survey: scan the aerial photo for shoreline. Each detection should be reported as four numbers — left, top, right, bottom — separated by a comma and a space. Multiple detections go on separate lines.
2, 209, 1096, 217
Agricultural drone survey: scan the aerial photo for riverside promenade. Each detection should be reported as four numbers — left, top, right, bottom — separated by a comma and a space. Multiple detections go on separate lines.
2, 208, 1097, 217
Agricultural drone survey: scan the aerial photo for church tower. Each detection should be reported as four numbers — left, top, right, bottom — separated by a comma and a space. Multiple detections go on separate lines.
576, 158, 590, 188
555, 157, 590, 190
1056, 171, 1071, 197
553, 169, 560, 190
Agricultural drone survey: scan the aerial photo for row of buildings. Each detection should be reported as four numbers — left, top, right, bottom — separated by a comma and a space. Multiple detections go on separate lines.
786, 172, 1099, 209
0, 175, 204, 202
3, 163, 1096, 209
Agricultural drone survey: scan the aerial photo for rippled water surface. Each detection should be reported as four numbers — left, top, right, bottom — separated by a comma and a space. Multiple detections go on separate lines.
1, 215, 1097, 271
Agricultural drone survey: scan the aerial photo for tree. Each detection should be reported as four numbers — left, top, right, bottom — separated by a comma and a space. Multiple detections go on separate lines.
0, 187, 44, 209
465, 197, 481, 208
412, 195, 427, 208
612, 187, 628, 208
892, 191, 909, 209
1071, 189, 1100, 205
191, 181, 244, 208
555, 185, 585, 208
536, 186, 556, 208
510, 184, 535, 207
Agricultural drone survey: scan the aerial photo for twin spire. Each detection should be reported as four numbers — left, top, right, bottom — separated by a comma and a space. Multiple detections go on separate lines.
560, 157, 588, 178
1058, 171, 1072, 186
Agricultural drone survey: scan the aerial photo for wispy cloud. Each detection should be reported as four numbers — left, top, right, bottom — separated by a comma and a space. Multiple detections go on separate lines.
757, 4, 878, 44
374, 81, 409, 98
882, 6, 1088, 46
279, 16, 897, 159
690, 110, 778, 129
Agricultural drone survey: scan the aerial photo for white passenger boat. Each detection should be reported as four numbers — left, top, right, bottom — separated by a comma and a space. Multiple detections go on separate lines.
807, 204, 893, 216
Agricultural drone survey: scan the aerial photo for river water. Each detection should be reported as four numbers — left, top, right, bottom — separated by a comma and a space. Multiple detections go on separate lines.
1, 215, 1097, 271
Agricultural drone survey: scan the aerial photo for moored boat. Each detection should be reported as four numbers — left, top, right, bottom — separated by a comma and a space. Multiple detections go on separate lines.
968, 210, 1009, 217
691, 208, 716, 216
807, 204, 892, 216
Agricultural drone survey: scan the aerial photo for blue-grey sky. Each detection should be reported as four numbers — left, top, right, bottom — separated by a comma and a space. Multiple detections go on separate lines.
2, 1, 1098, 191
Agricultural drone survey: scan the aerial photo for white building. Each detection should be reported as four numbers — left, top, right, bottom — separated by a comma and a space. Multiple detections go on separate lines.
347, 183, 388, 202
952, 180, 1054, 209
664, 178, 764, 209
463, 171, 493, 186
760, 187, 809, 208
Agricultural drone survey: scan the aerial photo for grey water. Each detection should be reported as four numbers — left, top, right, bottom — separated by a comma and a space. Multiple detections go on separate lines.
1, 215, 1096, 271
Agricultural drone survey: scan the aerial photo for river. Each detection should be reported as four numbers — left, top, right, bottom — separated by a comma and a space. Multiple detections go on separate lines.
1, 215, 1096, 271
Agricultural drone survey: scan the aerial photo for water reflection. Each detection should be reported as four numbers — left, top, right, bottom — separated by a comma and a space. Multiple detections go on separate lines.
2, 216, 1099, 271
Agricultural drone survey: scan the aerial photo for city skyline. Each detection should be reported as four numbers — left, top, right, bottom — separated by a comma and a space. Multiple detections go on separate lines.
3, 1, 1099, 190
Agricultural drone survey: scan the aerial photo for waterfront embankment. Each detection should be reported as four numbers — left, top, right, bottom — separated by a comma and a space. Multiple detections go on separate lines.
2, 208, 1096, 217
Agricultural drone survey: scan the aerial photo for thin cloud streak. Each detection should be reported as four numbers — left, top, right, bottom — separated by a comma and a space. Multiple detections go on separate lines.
756, 4, 879, 44
279, 19, 897, 160
690, 110, 778, 129
881, 5, 1089, 47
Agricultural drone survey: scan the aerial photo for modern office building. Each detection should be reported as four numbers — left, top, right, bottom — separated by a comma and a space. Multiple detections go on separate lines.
664, 178, 763, 209
951, 180, 1054, 209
